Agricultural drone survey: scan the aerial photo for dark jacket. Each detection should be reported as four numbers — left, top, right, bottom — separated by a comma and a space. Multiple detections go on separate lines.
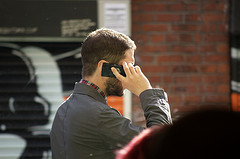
50, 82, 172, 159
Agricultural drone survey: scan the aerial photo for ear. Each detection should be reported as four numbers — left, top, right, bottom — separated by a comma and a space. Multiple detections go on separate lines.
97, 60, 108, 74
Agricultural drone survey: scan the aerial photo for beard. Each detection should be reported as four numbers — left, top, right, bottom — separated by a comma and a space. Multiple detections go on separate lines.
105, 78, 124, 97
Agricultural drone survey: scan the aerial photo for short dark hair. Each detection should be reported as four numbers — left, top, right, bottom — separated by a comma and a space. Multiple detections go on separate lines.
81, 28, 136, 77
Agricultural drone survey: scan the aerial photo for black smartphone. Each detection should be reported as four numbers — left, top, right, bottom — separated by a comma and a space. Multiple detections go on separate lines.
101, 63, 126, 78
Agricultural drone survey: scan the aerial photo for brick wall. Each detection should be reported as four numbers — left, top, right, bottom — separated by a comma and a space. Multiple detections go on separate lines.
131, 0, 230, 124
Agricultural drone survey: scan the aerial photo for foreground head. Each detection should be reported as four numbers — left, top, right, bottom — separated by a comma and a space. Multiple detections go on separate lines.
116, 109, 240, 159
81, 28, 136, 96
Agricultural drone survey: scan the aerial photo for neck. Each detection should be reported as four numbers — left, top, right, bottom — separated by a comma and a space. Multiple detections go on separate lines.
84, 75, 106, 95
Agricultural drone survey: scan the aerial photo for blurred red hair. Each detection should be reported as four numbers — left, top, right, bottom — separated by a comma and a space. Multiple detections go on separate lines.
115, 126, 168, 159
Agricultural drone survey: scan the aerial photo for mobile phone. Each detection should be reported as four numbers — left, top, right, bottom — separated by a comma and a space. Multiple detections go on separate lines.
101, 63, 126, 78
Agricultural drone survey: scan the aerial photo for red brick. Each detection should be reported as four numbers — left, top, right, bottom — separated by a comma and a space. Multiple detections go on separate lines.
202, 3, 216, 11
205, 95, 230, 104
204, 54, 228, 62
132, 24, 141, 32
149, 76, 162, 83
133, 13, 154, 22
217, 2, 228, 12
185, 95, 202, 104
132, 3, 140, 12
150, 0, 165, 1
185, 14, 201, 22
186, 55, 202, 63
200, 24, 217, 32
217, 84, 230, 93
138, 55, 154, 63
153, 83, 165, 89
171, 45, 197, 53
173, 76, 188, 83
132, 0, 147, 2
171, 24, 198, 32
217, 24, 228, 33
151, 34, 164, 43
204, 34, 228, 43
132, 34, 148, 44
157, 14, 182, 22
141, 44, 168, 53
199, 85, 217, 93
169, 3, 184, 11
141, 65, 169, 73
142, 24, 168, 32
217, 44, 229, 53
157, 55, 184, 63
179, 34, 193, 42
200, 65, 217, 73
163, 76, 173, 83
194, 34, 201, 42
172, 65, 198, 73
168, 95, 182, 104
203, 13, 227, 22
189, 75, 202, 83
141, 4, 167, 11
169, 3, 199, 11
217, 64, 230, 73
187, 4, 199, 11
131, 0, 230, 121
171, 85, 197, 93
203, 75, 229, 83
166, 34, 179, 42
200, 45, 216, 52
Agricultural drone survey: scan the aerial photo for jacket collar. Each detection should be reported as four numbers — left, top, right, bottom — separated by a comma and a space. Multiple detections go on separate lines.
73, 82, 107, 104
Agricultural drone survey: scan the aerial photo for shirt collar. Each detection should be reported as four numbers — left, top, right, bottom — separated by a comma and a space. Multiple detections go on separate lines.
80, 79, 107, 100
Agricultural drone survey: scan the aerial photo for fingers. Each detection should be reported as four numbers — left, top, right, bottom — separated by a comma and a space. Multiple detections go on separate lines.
123, 62, 131, 77
111, 62, 139, 80
112, 62, 151, 96
123, 62, 138, 76
134, 65, 141, 74
111, 67, 124, 81
128, 63, 137, 75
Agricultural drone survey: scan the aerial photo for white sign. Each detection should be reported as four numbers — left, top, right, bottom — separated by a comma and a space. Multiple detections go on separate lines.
104, 3, 128, 35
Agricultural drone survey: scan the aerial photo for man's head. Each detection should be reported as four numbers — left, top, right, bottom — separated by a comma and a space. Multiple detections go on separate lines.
80, 28, 136, 97
81, 28, 136, 78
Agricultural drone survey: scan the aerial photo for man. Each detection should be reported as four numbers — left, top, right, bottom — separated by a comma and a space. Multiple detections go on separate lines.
50, 28, 172, 159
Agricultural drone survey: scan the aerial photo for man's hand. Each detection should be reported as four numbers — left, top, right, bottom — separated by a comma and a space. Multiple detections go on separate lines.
111, 62, 152, 96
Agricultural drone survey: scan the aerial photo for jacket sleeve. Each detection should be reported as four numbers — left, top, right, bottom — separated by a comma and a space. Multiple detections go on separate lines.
97, 88, 172, 150
140, 88, 172, 127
